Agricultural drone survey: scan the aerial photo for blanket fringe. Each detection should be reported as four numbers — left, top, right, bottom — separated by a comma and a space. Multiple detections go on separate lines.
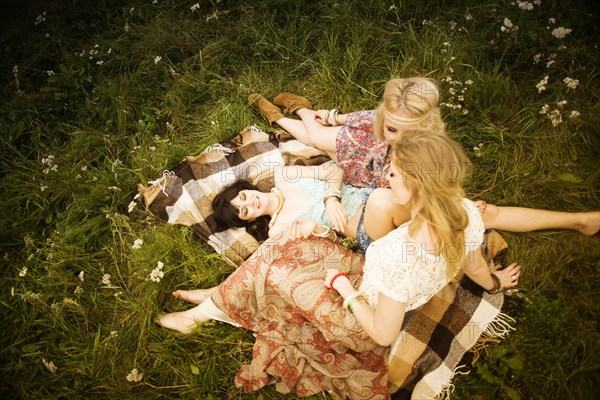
483, 311, 515, 339
201, 143, 235, 156
436, 365, 470, 400
469, 312, 516, 366
147, 170, 175, 196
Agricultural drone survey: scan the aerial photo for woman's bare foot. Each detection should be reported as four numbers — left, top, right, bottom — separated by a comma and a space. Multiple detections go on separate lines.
172, 287, 217, 304
578, 211, 600, 236
155, 311, 200, 334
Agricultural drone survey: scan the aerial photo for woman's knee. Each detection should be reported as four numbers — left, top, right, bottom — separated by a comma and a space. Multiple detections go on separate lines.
481, 203, 499, 228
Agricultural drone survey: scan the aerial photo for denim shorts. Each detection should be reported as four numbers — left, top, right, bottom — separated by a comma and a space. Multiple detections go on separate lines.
356, 186, 376, 253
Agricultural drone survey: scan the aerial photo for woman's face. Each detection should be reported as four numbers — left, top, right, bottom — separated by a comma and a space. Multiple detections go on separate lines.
387, 163, 413, 206
230, 189, 267, 221
382, 115, 416, 144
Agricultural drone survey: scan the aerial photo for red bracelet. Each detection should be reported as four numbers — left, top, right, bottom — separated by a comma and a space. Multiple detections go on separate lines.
329, 272, 349, 290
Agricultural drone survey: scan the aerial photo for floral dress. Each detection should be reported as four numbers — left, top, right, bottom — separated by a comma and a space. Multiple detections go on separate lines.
335, 110, 390, 188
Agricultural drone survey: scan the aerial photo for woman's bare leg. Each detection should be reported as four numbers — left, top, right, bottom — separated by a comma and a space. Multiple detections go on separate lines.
172, 287, 218, 304
295, 108, 340, 154
156, 301, 214, 334
482, 205, 600, 236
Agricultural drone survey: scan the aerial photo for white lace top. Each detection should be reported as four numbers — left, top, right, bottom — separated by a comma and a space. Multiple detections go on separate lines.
359, 199, 485, 311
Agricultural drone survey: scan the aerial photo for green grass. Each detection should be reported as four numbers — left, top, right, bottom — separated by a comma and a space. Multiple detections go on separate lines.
1, 0, 599, 399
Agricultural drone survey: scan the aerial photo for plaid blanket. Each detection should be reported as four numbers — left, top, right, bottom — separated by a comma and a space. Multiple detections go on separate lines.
140, 126, 512, 399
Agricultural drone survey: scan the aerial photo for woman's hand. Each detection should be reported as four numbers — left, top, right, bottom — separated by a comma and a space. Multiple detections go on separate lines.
493, 262, 522, 289
314, 109, 330, 126
290, 218, 317, 239
324, 268, 351, 292
325, 200, 348, 233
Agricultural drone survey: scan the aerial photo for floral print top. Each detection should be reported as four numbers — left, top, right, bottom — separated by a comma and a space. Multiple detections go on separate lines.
335, 110, 390, 188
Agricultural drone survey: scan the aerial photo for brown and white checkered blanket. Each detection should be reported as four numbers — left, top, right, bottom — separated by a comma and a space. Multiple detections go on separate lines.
140, 125, 512, 399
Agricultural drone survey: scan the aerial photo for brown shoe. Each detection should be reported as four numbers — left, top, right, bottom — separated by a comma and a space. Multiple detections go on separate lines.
248, 93, 285, 127
273, 92, 312, 116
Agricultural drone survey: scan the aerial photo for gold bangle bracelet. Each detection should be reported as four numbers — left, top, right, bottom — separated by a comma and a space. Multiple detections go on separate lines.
342, 291, 362, 309
347, 296, 367, 314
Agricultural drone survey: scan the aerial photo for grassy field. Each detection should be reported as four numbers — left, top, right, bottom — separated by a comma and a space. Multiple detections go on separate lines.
1, 0, 599, 399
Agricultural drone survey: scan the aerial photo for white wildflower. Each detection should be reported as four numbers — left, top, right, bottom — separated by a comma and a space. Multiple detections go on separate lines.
539, 104, 549, 115
127, 200, 136, 213
206, 10, 219, 22
548, 109, 562, 126
534, 0, 542, 5
124, 19, 130, 32
465, 14, 473, 21
569, 110, 580, 119
74, 285, 83, 295
96, 60, 104, 65
533, 53, 542, 64
473, 143, 484, 157
132, 239, 143, 250
516, 1, 534, 10
389, 5, 397, 11
18, 266, 28, 277
46, 70, 54, 77
110, 330, 119, 337
557, 100, 568, 108
129, 7, 135, 14
191, 3, 200, 11
536, 76, 549, 93
78, 271, 85, 281
42, 358, 57, 374
465, 79, 473, 85
34, 12, 47, 26
101, 274, 112, 286
23, 291, 41, 302
108, 186, 121, 192
11, 287, 15, 297
154, 55, 162, 64
114, 291, 123, 297
503, 18, 513, 28
126, 368, 143, 382
40, 184, 48, 192
166, 122, 175, 130
13, 65, 19, 77
552, 27, 572, 39
548, 17, 556, 24
149, 146, 156, 151
149, 261, 164, 282
546, 60, 555, 68
563, 77, 579, 89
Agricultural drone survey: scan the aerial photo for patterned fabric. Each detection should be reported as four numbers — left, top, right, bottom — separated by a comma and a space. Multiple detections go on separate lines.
211, 230, 509, 400
335, 110, 390, 188
212, 234, 390, 400
139, 125, 329, 266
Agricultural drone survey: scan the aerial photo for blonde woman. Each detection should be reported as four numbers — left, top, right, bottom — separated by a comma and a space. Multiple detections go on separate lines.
249, 78, 599, 236
249, 77, 443, 189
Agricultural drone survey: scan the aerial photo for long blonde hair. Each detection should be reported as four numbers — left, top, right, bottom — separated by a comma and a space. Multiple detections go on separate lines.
374, 77, 445, 140
391, 131, 471, 279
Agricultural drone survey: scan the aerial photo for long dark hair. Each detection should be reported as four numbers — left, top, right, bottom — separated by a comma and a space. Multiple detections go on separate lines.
212, 180, 271, 242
